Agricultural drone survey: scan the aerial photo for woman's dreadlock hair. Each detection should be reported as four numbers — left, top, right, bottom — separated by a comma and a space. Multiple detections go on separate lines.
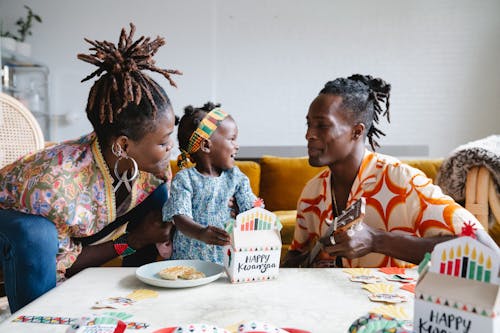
177, 102, 221, 152
320, 74, 391, 150
77, 23, 182, 145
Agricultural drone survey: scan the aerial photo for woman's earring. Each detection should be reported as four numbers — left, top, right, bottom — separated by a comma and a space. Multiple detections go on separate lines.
112, 142, 139, 193
111, 142, 123, 158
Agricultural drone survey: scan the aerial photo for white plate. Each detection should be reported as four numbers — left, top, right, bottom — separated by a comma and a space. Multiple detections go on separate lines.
135, 260, 224, 288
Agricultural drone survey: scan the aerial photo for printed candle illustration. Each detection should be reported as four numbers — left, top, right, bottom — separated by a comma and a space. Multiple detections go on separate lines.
454, 245, 462, 277
447, 248, 454, 275
240, 210, 274, 231
461, 242, 469, 278
227, 248, 232, 267
476, 253, 484, 281
440, 250, 446, 274
484, 256, 491, 283
468, 247, 477, 280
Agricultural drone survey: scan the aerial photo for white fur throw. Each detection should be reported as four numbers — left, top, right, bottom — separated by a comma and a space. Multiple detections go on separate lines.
436, 135, 500, 202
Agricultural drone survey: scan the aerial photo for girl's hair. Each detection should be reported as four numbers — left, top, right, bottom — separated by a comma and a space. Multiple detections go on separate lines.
77, 23, 182, 146
177, 102, 221, 152
319, 74, 391, 150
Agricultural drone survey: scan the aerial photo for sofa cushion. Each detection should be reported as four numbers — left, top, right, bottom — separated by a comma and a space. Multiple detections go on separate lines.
259, 155, 326, 211
274, 210, 297, 264
169, 160, 261, 196
401, 158, 444, 183
275, 210, 297, 245
235, 161, 261, 196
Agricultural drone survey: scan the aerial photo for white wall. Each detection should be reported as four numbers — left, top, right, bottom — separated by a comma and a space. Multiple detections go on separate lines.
1, 0, 499, 157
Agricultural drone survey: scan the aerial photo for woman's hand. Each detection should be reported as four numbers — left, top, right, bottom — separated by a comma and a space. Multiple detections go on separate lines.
199, 225, 231, 246
127, 209, 174, 250
228, 196, 239, 218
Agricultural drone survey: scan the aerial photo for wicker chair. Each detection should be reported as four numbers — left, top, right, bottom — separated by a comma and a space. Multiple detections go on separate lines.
0, 92, 45, 297
465, 166, 500, 245
0, 92, 45, 168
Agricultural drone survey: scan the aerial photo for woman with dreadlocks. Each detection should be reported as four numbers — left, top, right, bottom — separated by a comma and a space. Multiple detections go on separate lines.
0, 23, 181, 311
283, 74, 493, 268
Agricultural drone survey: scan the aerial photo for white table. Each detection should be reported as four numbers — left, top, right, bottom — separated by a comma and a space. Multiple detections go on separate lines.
0, 267, 416, 333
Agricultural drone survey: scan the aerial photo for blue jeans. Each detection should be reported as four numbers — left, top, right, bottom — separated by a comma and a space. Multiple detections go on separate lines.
0, 183, 168, 312
0, 210, 58, 313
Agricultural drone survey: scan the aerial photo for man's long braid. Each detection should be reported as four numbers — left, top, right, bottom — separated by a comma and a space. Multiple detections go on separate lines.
348, 74, 391, 150
78, 23, 182, 124
320, 74, 391, 150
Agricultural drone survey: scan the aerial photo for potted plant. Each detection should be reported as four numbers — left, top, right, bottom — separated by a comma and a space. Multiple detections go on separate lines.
1, 5, 42, 57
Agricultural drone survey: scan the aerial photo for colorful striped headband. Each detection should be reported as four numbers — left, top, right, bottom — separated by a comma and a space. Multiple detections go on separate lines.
177, 108, 229, 168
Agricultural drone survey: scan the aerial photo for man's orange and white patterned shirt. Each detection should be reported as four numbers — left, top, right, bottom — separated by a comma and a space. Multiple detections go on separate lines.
290, 150, 482, 268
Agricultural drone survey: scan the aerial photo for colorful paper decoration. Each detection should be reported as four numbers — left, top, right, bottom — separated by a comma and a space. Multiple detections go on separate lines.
13, 314, 149, 329
224, 207, 281, 283
378, 267, 406, 275
430, 236, 499, 284
415, 236, 500, 332
238, 209, 277, 231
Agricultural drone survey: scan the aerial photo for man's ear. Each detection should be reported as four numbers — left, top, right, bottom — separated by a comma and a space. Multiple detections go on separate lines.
352, 123, 365, 140
200, 139, 212, 153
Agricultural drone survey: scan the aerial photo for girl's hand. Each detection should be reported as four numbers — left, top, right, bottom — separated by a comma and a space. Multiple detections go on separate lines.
199, 225, 231, 246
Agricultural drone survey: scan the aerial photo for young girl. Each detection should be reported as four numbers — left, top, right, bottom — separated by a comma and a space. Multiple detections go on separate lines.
163, 102, 257, 264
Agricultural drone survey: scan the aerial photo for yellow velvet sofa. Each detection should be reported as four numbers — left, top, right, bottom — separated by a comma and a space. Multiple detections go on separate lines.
104, 155, 498, 268
170, 156, 445, 261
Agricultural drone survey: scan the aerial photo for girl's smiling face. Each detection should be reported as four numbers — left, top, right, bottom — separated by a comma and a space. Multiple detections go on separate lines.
208, 117, 239, 171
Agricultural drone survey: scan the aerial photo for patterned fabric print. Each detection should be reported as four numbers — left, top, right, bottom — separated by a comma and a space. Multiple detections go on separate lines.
290, 150, 483, 268
163, 166, 256, 264
187, 108, 228, 154
0, 132, 166, 281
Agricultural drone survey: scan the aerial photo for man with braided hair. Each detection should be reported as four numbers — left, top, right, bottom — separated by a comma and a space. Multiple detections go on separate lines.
0, 23, 181, 311
284, 74, 498, 268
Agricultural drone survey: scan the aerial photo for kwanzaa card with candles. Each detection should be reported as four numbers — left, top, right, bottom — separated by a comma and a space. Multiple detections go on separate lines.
414, 236, 500, 333
223, 207, 282, 283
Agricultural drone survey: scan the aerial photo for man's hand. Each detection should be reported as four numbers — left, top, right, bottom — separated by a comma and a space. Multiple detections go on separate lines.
322, 222, 376, 259
282, 250, 310, 267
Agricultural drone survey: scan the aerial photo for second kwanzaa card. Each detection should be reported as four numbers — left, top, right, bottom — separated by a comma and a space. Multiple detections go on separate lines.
223, 207, 282, 283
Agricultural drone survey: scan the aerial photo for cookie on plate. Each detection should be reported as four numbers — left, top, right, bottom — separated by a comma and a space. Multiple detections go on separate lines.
158, 265, 195, 280
181, 270, 206, 280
